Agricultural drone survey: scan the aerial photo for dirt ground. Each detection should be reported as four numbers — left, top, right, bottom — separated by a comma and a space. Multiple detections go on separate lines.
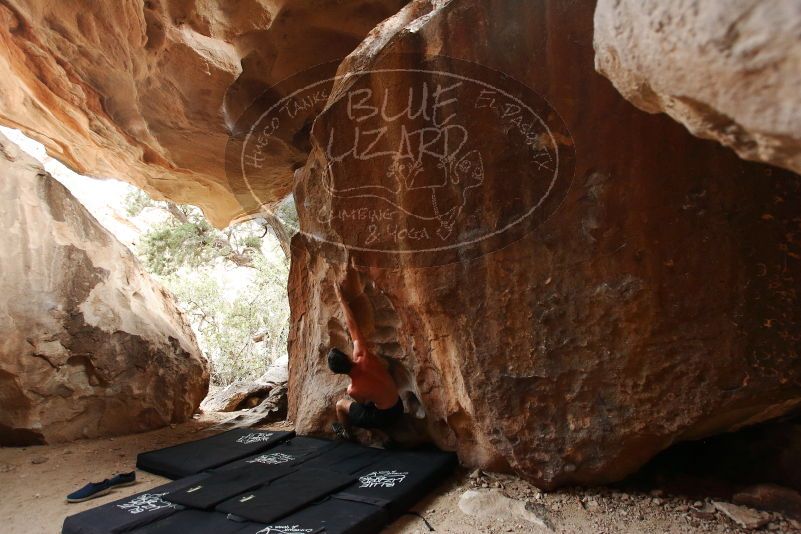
1, 416, 798, 534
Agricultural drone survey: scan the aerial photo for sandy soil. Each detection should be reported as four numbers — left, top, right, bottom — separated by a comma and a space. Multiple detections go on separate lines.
0, 413, 230, 534
1, 416, 799, 534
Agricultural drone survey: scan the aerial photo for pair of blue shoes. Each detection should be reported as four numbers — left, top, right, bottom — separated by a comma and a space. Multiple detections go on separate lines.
66, 472, 137, 503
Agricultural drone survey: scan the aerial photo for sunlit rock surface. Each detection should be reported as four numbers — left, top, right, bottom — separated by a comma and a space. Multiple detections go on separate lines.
287, 0, 801, 488
0, 0, 406, 226
0, 134, 209, 445
594, 0, 801, 175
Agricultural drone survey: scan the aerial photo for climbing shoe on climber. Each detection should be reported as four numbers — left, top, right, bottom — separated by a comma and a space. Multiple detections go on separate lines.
331, 422, 355, 442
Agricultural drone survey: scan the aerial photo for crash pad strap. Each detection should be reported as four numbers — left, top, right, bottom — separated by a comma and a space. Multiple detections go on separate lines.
215, 468, 356, 524
127, 509, 261, 534
300, 442, 386, 474
165, 464, 295, 509
332, 492, 392, 507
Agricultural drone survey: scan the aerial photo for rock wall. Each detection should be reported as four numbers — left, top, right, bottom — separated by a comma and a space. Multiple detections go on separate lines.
0, 0, 406, 226
0, 134, 209, 445
594, 0, 801, 175
0, 0, 799, 489
288, 0, 801, 488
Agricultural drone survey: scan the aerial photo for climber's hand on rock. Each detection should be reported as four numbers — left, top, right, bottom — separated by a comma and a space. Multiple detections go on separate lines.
334, 281, 345, 302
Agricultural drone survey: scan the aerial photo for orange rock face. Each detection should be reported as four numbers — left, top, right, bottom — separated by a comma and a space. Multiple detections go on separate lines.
285, 0, 801, 488
0, 0, 406, 226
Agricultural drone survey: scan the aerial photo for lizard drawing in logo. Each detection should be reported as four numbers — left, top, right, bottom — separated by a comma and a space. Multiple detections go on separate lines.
324, 126, 485, 242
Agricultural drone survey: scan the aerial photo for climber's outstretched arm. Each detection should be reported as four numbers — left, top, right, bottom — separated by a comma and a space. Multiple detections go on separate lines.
335, 283, 368, 362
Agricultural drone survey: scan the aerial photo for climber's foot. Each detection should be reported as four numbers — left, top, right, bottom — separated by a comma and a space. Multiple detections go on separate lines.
381, 438, 402, 450
332, 422, 355, 442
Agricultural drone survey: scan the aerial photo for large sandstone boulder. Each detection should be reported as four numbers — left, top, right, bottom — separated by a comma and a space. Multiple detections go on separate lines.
594, 0, 801, 175
286, 0, 801, 488
0, 0, 406, 226
0, 134, 209, 446
0, 0, 799, 490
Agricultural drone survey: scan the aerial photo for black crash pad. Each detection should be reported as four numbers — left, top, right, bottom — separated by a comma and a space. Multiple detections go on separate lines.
215, 439, 386, 477
299, 441, 387, 475
129, 510, 264, 534
236, 495, 390, 534
211, 435, 336, 473
68, 434, 458, 534
216, 468, 356, 524
337, 449, 458, 514
165, 463, 295, 509
136, 429, 294, 479
62, 473, 208, 534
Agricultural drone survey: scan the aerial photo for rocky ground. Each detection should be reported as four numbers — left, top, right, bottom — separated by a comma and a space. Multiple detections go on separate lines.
405, 471, 801, 534
2, 415, 799, 533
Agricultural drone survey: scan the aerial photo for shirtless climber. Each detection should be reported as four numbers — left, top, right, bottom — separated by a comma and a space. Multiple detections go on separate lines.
329, 281, 403, 440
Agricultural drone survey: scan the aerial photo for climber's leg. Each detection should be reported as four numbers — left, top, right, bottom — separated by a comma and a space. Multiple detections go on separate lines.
333, 398, 355, 440
336, 398, 353, 426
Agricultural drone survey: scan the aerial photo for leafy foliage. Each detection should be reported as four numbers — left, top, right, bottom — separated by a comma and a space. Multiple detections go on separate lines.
141, 217, 216, 275
165, 252, 290, 385
128, 190, 293, 386
123, 188, 154, 217
138, 204, 262, 276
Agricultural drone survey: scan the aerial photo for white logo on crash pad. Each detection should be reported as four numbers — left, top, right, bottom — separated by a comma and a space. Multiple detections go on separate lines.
257, 525, 314, 534
359, 470, 408, 488
236, 432, 274, 444
247, 452, 295, 465
256, 526, 314, 534
116, 493, 174, 514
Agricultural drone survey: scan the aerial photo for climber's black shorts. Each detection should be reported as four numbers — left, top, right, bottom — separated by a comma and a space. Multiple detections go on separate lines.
348, 397, 404, 429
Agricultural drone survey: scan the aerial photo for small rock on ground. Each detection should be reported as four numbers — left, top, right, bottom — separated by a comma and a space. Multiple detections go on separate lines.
459, 488, 552, 532
713, 501, 770, 530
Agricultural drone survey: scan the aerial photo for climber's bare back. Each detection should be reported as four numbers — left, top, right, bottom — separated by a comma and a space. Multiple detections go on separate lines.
346, 340, 398, 409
